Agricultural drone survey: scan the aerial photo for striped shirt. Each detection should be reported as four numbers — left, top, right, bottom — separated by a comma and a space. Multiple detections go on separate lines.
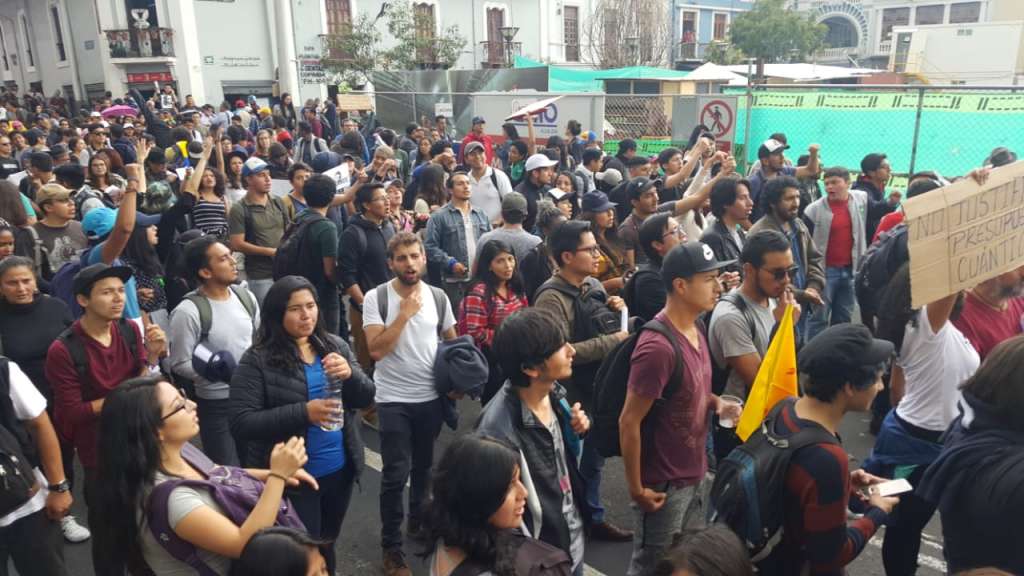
192, 198, 229, 238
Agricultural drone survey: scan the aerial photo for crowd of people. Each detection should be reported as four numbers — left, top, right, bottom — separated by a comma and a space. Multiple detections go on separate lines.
0, 83, 1020, 576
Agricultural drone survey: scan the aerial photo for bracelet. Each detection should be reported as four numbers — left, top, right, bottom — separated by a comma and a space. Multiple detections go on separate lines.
267, 472, 290, 483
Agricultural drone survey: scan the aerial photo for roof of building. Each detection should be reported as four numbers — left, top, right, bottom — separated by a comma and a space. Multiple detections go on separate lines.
514, 55, 690, 92
723, 63, 881, 81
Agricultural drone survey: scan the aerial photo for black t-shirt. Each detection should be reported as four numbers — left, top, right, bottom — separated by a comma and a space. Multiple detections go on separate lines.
0, 155, 20, 179
0, 295, 73, 401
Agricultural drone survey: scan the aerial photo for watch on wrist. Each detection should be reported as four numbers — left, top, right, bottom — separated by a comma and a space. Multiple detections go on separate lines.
48, 479, 70, 493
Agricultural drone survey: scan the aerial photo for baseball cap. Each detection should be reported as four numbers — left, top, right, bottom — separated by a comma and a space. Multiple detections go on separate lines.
596, 168, 623, 187
581, 191, 617, 213
226, 145, 249, 163
83, 208, 161, 239
187, 140, 204, 159
662, 241, 735, 280
73, 263, 133, 297
524, 153, 558, 172
798, 324, 894, 381
626, 176, 660, 201
123, 122, 135, 129
35, 183, 71, 205
758, 138, 789, 159
472, 115, 486, 125
463, 141, 485, 156
89, 111, 102, 118
242, 156, 269, 177
501, 192, 528, 216
311, 151, 342, 173
146, 147, 167, 165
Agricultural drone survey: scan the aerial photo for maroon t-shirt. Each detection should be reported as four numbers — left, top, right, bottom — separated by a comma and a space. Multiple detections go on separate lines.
627, 312, 712, 486
46, 320, 146, 469
952, 293, 1024, 361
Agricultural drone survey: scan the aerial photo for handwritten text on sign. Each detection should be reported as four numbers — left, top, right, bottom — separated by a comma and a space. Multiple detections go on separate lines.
905, 161, 1024, 307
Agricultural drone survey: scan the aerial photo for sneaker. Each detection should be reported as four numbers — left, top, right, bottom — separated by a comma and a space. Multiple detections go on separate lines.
381, 547, 411, 576
61, 515, 91, 543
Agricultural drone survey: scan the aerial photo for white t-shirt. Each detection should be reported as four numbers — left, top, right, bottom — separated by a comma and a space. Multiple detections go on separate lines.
362, 281, 456, 404
896, 306, 980, 432
140, 471, 231, 576
0, 361, 48, 528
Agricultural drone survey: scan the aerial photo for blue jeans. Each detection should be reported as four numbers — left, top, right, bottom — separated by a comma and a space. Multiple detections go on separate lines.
807, 266, 854, 342
580, 438, 605, 524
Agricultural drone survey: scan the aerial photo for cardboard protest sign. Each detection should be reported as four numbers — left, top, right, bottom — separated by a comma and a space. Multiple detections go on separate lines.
905, 161, 1024, 307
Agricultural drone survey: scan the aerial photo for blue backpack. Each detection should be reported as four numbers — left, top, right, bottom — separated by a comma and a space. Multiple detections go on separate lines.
50, 248, 94, 319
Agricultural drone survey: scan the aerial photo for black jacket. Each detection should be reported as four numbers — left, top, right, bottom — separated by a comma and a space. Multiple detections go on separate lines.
852, 177, 897, 242
476, 383, 592, 558
129, 89, 172, 150
228, 335, 375, 478
338, 214, 395, 295
700, 220, 744, 276
515, 178, 549, 233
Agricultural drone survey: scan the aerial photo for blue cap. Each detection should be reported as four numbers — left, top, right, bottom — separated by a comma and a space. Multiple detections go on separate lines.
242, 156, 269, 178
82, 207, 116, 239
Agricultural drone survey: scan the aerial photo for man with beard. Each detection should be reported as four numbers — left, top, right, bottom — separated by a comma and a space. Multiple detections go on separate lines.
749, 176, 825, 345
952, 265, 1024, 360
516, 154, 558, 232
361, 232, 457, 576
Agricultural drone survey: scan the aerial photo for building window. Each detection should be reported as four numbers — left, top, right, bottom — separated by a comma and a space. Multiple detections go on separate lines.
124, 0, 159, 28
19, 13, 32, 69
325, 0, 352, 35
564, 5, 580, 62
950, 2, 981, 24
0, 23, 9, 72
414, 2, 436, 63
484, 7, 505, 66
713, 13, 728, 41
50, 5, 67, 62
880, 7, 911, 41
915, 5, 945, 25
823, 16, 859, 48
681, 11, 697, 43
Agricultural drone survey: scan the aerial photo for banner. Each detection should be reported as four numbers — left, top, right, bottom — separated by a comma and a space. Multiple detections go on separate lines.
736, 304, 798, 441
905, 161, 1024, 307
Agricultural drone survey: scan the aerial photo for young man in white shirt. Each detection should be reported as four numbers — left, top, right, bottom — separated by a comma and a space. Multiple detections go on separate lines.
0, 358, 73, 576
464, 141, 513, 225
362, 232, 457, 576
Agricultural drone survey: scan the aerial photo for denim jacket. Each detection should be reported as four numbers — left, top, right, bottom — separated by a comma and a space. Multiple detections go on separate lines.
424, 202, 491, 280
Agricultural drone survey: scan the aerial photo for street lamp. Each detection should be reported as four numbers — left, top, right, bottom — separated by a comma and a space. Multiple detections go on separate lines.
499, 26, 518, 68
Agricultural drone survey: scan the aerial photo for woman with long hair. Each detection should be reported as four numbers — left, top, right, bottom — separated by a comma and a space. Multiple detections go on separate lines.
580, 192, 629, 295
0, 223, 16, 261
411, 137, 432, 169
422, 435, 571, 576
254, 129, 275, 161
545, 136, 574, 172
184, 137, 230, 239
97, 375, 314, 575
415, 163, 448, 217
549, 171, 580, 219
458, 240, 529, 404
230, 275, 375, 575
122, 221, 168, 319
869, 262, 980, 575
274, 93, 298, 132
233, 527, 329, 576
225, 149, 247, 203
651, 525, 753, 576
86, 152, 126, 192
69, 136, 88, 165
0, 180, 48, 274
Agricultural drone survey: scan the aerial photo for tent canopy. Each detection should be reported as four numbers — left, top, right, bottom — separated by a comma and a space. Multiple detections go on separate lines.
514, 55, 690, 92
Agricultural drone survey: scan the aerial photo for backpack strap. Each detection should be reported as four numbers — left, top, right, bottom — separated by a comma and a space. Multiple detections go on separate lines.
641, 319, 686, 401
427, 284, 447, 338
762, 398, 840, 449
230, 285, 257, 322
376, 282, 389, 323
720, 291, 758, 345
183, 293, 214, 342
58, 319, 140, 389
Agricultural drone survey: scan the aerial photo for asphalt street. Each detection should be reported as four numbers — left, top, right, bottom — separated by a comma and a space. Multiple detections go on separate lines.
29, 397, 946, 576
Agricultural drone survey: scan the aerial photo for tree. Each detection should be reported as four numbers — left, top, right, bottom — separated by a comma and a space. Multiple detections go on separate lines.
705, 42, 746, 66
321, 13, 381, 88
379, 0, 467, 70
582, 0, 674, 68
729, 0, 826, 64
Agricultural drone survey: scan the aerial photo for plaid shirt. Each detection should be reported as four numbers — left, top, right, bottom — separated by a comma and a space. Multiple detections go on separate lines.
456, 282, 528, 349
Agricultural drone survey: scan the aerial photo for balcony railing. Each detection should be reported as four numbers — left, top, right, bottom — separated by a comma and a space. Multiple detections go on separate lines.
816, 46, 859, 61
479, 40, 521, 68
676, 42, 698, 61
878, 40, 893, 55
105, 28, 174, 59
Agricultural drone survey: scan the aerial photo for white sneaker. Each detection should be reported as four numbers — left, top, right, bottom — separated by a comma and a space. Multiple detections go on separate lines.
61, 515, 91, 543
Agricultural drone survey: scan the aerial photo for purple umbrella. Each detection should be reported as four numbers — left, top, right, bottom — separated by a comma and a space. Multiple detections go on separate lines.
101, 104, 137, 118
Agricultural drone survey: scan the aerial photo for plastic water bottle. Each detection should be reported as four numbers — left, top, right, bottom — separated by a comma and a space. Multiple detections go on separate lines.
319, 376, 344, 432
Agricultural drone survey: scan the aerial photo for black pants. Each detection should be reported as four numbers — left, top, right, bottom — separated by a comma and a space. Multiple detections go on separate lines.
378, 399, 443, 549
288, 464, 356, 575
84, 467, 125, 576
196, 397, 240, 467
881, 463, 935, 575
0, 508, 67, 576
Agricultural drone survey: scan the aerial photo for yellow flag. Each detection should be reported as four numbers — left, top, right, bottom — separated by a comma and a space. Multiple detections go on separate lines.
735, 304, 798, 441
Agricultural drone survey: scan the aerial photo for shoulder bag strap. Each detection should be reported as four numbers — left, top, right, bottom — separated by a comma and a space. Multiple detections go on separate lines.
183, 294, 213, 342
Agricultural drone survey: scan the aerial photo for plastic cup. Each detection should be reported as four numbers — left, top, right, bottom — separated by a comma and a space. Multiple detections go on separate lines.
718, 394, 744, 429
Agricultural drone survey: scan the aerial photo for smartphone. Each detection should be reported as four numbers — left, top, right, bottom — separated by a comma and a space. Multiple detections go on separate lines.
865, 478, 913, 498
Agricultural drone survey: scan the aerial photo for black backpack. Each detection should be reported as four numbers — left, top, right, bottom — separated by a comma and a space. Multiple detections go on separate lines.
0, 358, 40, 517
855, 223, 909, 327
622, 265, 660, 320
704, 292, 757, 395
590, 319, 684, 458
56, 319, 141, 398
708, 398, 839, 573
272, 212, 326, 281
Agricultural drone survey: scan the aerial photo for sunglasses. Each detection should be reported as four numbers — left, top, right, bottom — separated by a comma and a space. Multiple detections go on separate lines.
763, 265, 800, 281
161, 387, 192, 421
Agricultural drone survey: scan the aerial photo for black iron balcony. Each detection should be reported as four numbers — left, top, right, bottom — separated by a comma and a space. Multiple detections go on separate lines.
105, 27, 175, 59
479, 40, 521, 68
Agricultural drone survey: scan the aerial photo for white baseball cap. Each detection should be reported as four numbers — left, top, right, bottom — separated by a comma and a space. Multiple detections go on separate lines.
525, 153, 558, 172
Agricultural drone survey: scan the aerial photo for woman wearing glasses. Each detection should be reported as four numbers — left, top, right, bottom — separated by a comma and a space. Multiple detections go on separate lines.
230, 275, 375, 575
97, 375, 314, 575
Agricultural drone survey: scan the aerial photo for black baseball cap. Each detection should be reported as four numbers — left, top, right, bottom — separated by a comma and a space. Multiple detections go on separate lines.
73, 263, 133, 297
662, 241, 735, 280
798, 324, 894, 380
146, 147, 167, 165
624, 155, 650, 168
626, 177, 660, 201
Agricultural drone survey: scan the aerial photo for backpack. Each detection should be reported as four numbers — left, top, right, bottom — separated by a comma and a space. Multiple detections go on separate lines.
375, 282, 447, 338
13, 225, 48, 280
708, 398, 839, 572
272, 211, 326, 281
50, 248, 93, 319
590, 319, 684, 458
73, 187, 116, 220
56, 319, 140, 400
242, 197, 289, 245
183, 285, 258, 342
622, 265, 659, 318
704, 291, 757, 396
0, 358, 40, 517
448, 533, 572, 576
147, 443, 305, 576
855, 223, 909, 326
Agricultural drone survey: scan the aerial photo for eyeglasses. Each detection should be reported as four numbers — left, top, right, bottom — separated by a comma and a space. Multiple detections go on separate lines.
575, 245, 601, 256
763, 265, 800, 281
161, 387, 192, 421
662, 225, 685, 240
